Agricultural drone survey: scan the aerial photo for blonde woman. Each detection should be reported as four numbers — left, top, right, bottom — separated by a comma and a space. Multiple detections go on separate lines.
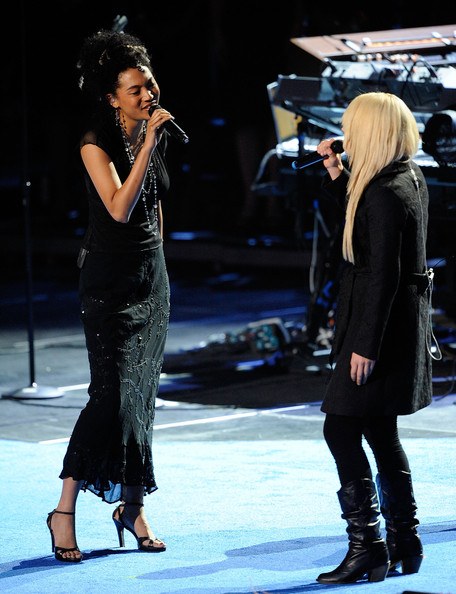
315, 92, 432, 584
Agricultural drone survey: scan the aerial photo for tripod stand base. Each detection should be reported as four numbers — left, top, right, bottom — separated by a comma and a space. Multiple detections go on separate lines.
2, 382, 64, 400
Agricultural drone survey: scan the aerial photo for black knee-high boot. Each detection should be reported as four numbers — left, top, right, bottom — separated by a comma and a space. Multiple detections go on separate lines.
316, 478, 389, 584
376, 470, 423, 574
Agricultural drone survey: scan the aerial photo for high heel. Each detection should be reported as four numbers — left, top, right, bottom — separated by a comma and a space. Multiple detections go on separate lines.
112, 502, 166, 552
316, 479, 389, 584
113, 511, 126, 547
367, 562, 390, 582
46, 509, 83, 563
400, 555, 423, 574
376, 471, 423, 574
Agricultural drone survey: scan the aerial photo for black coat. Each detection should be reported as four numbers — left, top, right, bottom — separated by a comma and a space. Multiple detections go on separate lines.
321, 160, 433, 417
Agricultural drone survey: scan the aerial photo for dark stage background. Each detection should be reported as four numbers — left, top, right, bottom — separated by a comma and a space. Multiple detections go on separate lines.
1, 2, 455, 316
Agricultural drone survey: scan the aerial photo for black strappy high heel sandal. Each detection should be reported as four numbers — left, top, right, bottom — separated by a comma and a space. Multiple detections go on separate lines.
112, 502, 166, 552
46, 509, 83, 563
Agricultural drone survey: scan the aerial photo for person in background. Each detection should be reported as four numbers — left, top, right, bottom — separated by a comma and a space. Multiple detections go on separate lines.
46, 29, 174, 562
314, 92, 432, 584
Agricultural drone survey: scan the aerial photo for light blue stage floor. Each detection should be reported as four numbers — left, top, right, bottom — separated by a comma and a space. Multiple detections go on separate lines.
2, 272, 456, 592
1, 436, 455, 593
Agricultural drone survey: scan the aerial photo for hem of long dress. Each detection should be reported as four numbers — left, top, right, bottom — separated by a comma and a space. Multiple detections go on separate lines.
59, 447, 158, 504
59, 471, 158, 504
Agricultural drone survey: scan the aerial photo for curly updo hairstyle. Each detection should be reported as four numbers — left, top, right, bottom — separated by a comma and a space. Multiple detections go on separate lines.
77, 30, 153, 107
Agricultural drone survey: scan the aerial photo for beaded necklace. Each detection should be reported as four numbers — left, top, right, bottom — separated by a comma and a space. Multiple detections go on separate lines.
117, 111, 158, 230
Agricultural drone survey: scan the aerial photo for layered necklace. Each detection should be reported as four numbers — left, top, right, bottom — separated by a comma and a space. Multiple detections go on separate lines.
116, 109, 158, 229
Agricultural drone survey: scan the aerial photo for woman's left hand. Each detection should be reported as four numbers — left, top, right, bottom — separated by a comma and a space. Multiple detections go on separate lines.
350, 352, 376, 385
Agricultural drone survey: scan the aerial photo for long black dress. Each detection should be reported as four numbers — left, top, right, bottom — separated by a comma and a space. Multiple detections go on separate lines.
60, 113, 170, 503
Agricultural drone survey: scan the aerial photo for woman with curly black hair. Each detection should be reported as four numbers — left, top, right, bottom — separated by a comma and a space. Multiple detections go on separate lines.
46, 29, 175, 562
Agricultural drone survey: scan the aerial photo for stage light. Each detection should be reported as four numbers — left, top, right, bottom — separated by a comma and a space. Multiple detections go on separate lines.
422, 109, 456, 166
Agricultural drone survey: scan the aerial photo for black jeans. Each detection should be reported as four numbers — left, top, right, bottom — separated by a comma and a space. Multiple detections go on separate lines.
323, 414, 410, 486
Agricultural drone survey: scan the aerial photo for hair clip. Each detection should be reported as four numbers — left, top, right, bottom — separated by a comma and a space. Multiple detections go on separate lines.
99, 48, 110, 65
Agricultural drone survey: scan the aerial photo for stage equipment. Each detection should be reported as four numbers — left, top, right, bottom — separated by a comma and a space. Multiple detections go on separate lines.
260, 24, 456, 344
270, 24, 456, 166
422, 109, 456, 166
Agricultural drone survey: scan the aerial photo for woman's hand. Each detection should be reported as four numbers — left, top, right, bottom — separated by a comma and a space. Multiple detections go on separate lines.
350, 352, 376, 386
317, 138, 344, 180
144, 106, 174, 151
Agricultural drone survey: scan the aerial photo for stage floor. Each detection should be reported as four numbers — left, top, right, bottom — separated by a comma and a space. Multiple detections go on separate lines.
1, 265, 455, 443
1, 265, 455, 593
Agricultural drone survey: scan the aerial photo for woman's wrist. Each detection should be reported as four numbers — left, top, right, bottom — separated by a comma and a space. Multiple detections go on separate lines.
327, 164, 344, 180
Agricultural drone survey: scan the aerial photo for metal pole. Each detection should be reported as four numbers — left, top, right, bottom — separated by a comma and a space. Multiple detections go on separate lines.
2, 1, 63, 399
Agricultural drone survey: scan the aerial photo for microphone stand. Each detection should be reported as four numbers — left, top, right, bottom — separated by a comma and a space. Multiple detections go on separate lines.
2, 1, 63, 400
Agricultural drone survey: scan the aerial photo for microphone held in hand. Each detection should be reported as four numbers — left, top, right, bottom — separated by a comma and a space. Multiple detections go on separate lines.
292, 139, 344, 170
149, 104, 189, 144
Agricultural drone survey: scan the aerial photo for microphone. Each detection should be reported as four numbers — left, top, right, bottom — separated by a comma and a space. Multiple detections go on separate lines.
292, 139, 344, 170
149, 104, 189, 144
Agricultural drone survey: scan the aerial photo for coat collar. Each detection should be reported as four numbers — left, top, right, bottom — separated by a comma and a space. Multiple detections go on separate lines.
368, 160, 413, 186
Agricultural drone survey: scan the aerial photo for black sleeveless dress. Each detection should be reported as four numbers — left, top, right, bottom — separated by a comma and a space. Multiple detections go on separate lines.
60, 113, 170, 503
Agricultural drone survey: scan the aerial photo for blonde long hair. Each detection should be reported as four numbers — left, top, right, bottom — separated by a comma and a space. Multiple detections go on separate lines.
342, 92, 420, 263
